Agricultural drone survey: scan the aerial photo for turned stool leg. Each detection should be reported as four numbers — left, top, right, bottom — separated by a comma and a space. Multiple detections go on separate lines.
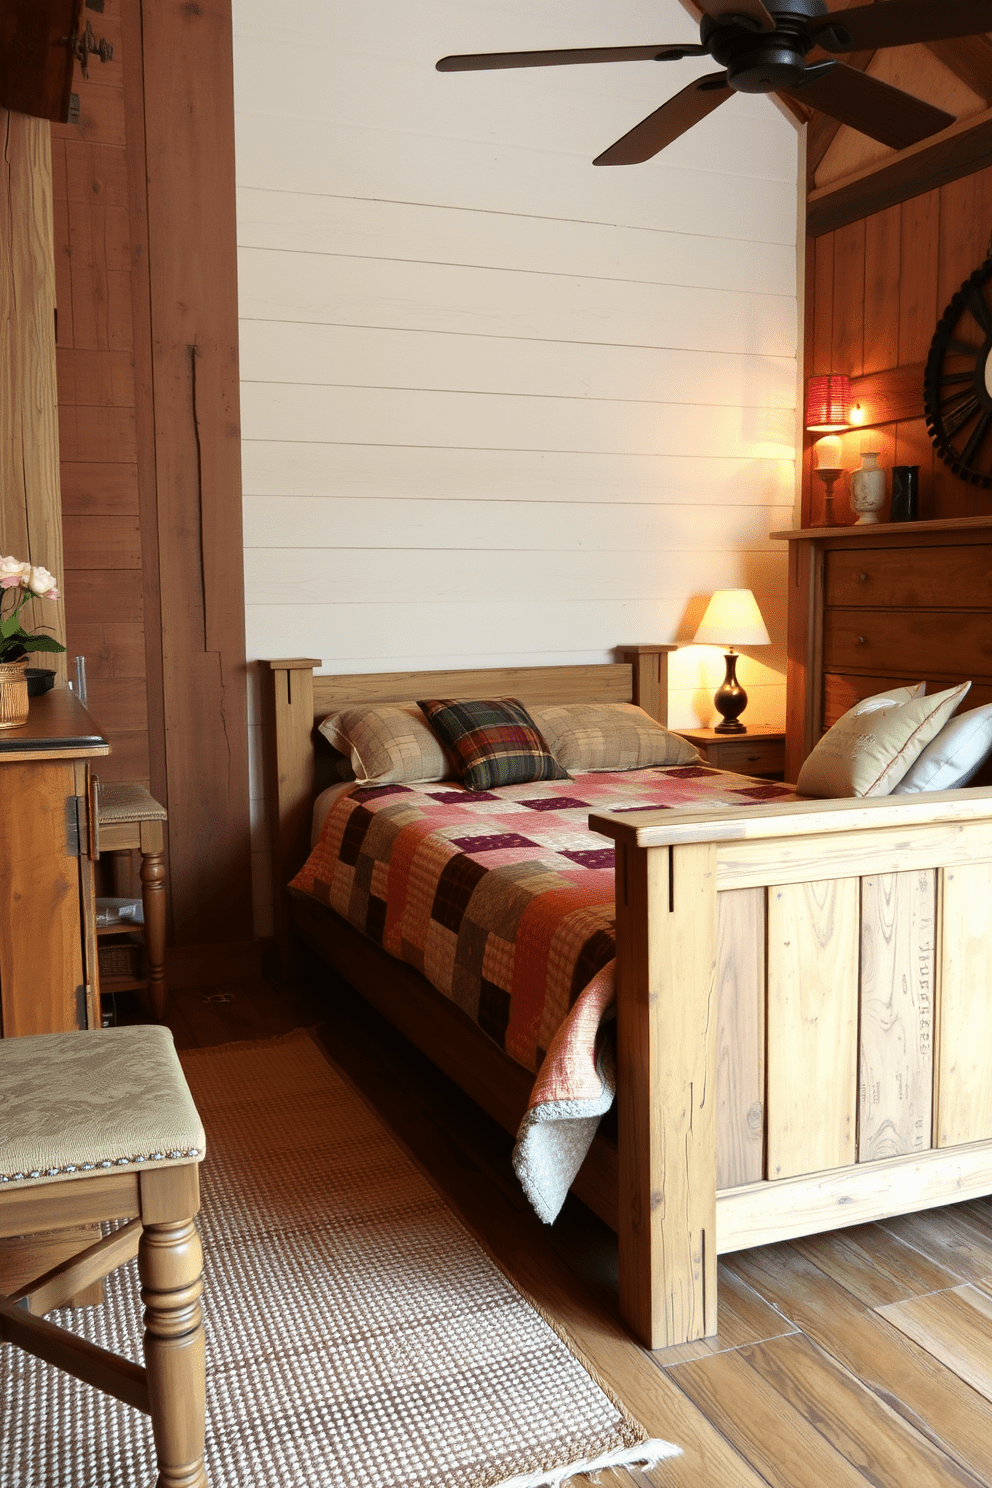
139, 1216, 208, 1488
140, 819, 168, 1021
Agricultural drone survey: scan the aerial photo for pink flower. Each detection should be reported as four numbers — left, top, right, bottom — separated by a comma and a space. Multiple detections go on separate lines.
0, 555, 30, 586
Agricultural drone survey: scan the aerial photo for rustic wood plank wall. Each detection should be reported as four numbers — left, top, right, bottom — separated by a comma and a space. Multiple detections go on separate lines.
0, 108, 66, 671
51, 2, 149, 781
803, 167, 992, 526
44, 0, 254, 975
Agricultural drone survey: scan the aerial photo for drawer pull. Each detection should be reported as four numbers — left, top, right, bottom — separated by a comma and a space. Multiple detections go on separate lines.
856, 636, 867, 645
857, 572, 868, 583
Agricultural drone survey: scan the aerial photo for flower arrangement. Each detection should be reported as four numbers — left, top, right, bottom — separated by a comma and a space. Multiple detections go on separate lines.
0, 556, 66, 664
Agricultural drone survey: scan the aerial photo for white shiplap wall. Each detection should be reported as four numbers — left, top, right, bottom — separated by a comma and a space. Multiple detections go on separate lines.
233, 0, 801, 934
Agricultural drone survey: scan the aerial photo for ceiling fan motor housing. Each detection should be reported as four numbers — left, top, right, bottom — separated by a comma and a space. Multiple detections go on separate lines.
702, 0, 828, 93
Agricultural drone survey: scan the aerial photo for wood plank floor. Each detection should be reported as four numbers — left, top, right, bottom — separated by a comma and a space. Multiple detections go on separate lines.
156, 966, 992, 1488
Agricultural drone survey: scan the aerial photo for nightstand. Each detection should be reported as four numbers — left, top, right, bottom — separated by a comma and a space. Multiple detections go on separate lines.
676, 725, 787, 781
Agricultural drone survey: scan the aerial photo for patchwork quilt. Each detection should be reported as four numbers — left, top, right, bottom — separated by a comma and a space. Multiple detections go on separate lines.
291, 764, 795, 1220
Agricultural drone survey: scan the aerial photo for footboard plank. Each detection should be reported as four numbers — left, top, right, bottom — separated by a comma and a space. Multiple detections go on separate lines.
717, 1142, 992, 1253
935, 862, 992, 1148
766, 879, 860, 1181
615, 839, 718, 1350
716, 889, 765, 1190
859, 872, 935, 1162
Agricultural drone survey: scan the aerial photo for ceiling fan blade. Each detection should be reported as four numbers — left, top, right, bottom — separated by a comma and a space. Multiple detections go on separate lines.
696, 0, 776, 32
786, 61, 955, 149
810, 0, 992, 54
436, 43, 705, 73
593, 73, 733, 166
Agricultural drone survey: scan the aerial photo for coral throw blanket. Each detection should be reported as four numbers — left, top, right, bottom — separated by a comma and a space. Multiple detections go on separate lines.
291, 765, 794, 1219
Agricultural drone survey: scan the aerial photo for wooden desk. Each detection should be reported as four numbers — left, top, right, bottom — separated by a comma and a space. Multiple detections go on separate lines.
0, 690, 108, 1036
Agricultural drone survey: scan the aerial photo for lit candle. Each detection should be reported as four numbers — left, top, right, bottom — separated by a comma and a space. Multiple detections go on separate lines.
814, 434, 842, 470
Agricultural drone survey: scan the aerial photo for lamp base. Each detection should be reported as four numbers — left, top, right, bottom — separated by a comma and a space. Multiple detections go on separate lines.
815, 466, 842, 527
713, 651, 748, 733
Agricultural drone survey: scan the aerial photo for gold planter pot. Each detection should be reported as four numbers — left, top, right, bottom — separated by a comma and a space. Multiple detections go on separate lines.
0, 656, 30, 729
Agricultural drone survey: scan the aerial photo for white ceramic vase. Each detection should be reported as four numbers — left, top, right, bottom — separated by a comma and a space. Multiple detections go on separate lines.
850, 451, 886, 524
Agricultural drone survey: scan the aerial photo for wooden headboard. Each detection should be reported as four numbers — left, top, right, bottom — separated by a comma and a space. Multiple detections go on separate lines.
259, 646, 676, 951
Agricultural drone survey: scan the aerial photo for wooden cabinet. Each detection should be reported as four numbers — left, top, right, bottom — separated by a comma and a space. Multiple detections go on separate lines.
774, 517, 992, 782
0, 690, 109, 1037
675, 726, 786, 779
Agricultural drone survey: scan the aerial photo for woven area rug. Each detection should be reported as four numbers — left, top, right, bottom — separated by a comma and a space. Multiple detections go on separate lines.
1, 1029, 678, 1488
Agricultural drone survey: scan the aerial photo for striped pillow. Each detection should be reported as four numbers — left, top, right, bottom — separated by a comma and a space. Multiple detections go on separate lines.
416, 698, 571, 790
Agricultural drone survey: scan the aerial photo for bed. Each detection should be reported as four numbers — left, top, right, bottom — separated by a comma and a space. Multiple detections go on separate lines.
261, 649, 992, 1351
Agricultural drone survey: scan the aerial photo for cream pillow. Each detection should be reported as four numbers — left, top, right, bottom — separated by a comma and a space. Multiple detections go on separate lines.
527, 702, 701, 773
893, 701, 992, 793
797, 683, 970, 798
319, 703, 453, 786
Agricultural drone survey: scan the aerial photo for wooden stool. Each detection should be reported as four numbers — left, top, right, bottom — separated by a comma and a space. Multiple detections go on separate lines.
0, 1025, 208, 1488
96, 781, 169, 1020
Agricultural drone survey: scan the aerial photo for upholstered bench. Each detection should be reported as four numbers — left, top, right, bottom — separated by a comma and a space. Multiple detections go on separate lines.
0, 1025, 208, 1487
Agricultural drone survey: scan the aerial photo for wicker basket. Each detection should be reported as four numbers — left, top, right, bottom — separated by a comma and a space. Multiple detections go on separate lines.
98, 939, 142, 981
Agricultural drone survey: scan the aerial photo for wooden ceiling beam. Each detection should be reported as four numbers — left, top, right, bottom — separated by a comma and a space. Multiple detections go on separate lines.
807, 105, 992, 236
925, 35, 992, 107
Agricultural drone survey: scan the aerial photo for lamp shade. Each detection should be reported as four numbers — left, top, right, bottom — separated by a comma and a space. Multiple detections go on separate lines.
694, 589, 770, 648
806, 374, 850, 432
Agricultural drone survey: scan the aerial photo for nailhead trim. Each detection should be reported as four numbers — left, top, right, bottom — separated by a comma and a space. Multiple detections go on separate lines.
0, 1147, 201, 1183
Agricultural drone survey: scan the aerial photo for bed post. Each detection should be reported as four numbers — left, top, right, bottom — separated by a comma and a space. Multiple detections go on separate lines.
613, 831, 719, 1349
260, 658, 321, 970
617, 645, 677, 725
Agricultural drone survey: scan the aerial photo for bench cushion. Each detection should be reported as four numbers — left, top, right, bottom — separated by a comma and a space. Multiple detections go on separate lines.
0, 1026, 204, 1188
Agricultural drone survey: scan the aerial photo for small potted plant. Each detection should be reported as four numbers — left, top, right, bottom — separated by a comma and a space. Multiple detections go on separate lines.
0, 556, 66, 729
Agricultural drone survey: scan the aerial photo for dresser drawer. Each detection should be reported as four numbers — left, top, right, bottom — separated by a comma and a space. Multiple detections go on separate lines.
823, 610, 992, 679
822, 674, 992, 728
825, 546, 992, 609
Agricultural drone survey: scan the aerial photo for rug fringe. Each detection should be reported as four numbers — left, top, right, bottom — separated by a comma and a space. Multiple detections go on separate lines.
491, 1438, 681, 1488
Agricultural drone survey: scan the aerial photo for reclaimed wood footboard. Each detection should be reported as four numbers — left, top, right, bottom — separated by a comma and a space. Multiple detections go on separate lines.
592, 790, 992, 1351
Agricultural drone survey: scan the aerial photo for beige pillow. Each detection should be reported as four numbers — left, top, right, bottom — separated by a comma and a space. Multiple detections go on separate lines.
797, 683, 970, 798
527, 702, 701, 773
319, 703, 453, 786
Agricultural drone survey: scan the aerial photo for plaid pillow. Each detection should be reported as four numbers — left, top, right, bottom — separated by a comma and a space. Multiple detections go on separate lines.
528, 702, 701, 772
416, 698, 571, 789
319, 703, 454, 786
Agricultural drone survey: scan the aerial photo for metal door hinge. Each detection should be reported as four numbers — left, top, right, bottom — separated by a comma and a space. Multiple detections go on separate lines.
65, 795, 90, 858
76, 985, 89, 1029
59, 18, 114, 78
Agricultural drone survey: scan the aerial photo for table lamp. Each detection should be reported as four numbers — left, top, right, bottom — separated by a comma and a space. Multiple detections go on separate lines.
694, 588, 771, 734
806, 374, 850, 527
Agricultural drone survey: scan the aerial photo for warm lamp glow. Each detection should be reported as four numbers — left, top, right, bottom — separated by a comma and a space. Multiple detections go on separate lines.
814, 434, 842, 470
806, 373, 851, 432
693, 589, 771, 650
694, 590, 769, 735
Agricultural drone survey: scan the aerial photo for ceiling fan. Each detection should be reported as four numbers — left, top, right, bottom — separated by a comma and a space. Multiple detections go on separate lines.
437, 0, 992, 166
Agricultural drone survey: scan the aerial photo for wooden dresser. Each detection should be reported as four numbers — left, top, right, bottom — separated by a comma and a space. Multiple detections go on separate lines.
774, 517, 992, 782
0, 690, 109, 1037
